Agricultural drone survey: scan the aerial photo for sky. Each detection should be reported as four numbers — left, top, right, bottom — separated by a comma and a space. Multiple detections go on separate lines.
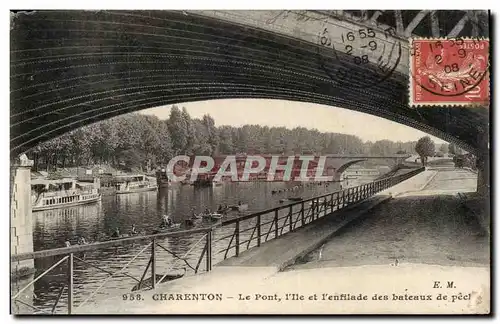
140, 99, 446, 144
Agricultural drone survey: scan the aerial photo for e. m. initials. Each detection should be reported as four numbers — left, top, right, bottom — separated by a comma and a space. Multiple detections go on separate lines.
433, 281, 456, 289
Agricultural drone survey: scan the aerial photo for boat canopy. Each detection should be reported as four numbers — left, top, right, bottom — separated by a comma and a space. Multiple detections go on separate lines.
114, 174, 147, 182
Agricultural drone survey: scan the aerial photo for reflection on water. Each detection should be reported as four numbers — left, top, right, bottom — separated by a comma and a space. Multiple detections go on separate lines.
34, 203, 104, 249
24, 180, 379, 314
11, 274, 34, 314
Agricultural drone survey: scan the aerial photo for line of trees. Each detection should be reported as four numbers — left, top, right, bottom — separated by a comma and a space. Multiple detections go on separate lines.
27, 105, 424, 172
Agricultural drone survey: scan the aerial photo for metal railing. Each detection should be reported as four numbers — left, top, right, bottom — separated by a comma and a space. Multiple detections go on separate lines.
11, 227, 213, 314
215, 167, 425, 259
11, 167, 424, 314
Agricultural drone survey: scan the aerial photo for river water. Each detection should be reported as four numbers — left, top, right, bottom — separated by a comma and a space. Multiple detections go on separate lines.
16, 179, 382, 314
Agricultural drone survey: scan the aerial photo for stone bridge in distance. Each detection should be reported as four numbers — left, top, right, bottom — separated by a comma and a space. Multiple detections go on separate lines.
181, 154, 412, 182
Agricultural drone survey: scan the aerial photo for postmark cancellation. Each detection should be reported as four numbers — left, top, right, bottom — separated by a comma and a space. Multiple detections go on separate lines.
409, 38, 490, 107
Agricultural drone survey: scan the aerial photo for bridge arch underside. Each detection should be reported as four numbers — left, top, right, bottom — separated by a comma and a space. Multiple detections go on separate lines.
11, 10, 488, 156
336, 159, 367, 176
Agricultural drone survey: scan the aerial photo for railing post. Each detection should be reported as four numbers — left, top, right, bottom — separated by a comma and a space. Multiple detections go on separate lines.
257, 214, 261, 247
151, 238, 156, 289
316, 197, 320, 219
330, 194, 334, 213
67, 253, 73, 315
274, 210, 279, 238
289, 206, 293, 232
301, 202, 305, 226
235, 220, 240, 256
311, 199, 318, 222
206, 230, 212, 271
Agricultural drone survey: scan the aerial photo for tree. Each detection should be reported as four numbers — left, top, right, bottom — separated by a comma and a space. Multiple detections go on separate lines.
415, 136, 435, 166
166, 106, 189, 155
448, 143, 464, 156
448, 143, 456, 155
369, 140, 394, 156
156, 120, 174, 166
120, 149, 145, 171
202, 114, 219, 154
218, 126, 235, 154
439, 143, 448, 154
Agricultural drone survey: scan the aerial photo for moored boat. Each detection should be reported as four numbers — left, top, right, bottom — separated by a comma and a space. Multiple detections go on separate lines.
159, 223, 181, 230
212, 181, 223, 187
148, 223, 182, 235
217, 207, 231, 214
108, 232, 142, 240
202, 213, 223, 221
114, 174, 158, 194
31, 178, 101, 211
230, 203, 248, 212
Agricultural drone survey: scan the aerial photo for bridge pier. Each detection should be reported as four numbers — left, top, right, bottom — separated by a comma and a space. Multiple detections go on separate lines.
477, 156, 489, 197
475, 130, 490, 234
476, 129, 490, 197
10, 155, 35, 280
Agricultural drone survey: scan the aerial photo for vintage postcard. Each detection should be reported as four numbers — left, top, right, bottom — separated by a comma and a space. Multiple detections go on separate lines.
10, 9, 491, 315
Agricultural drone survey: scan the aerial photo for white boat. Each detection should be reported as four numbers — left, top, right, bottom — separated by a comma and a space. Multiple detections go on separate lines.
231, 203, 248, 212
159, 223, 181, 231
31, 178, 101, 211
114, 174, 158, 194
202, 213, 224, 221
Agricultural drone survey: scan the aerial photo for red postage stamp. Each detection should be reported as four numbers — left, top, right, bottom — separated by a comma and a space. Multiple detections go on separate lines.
409, 38, 490, 106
